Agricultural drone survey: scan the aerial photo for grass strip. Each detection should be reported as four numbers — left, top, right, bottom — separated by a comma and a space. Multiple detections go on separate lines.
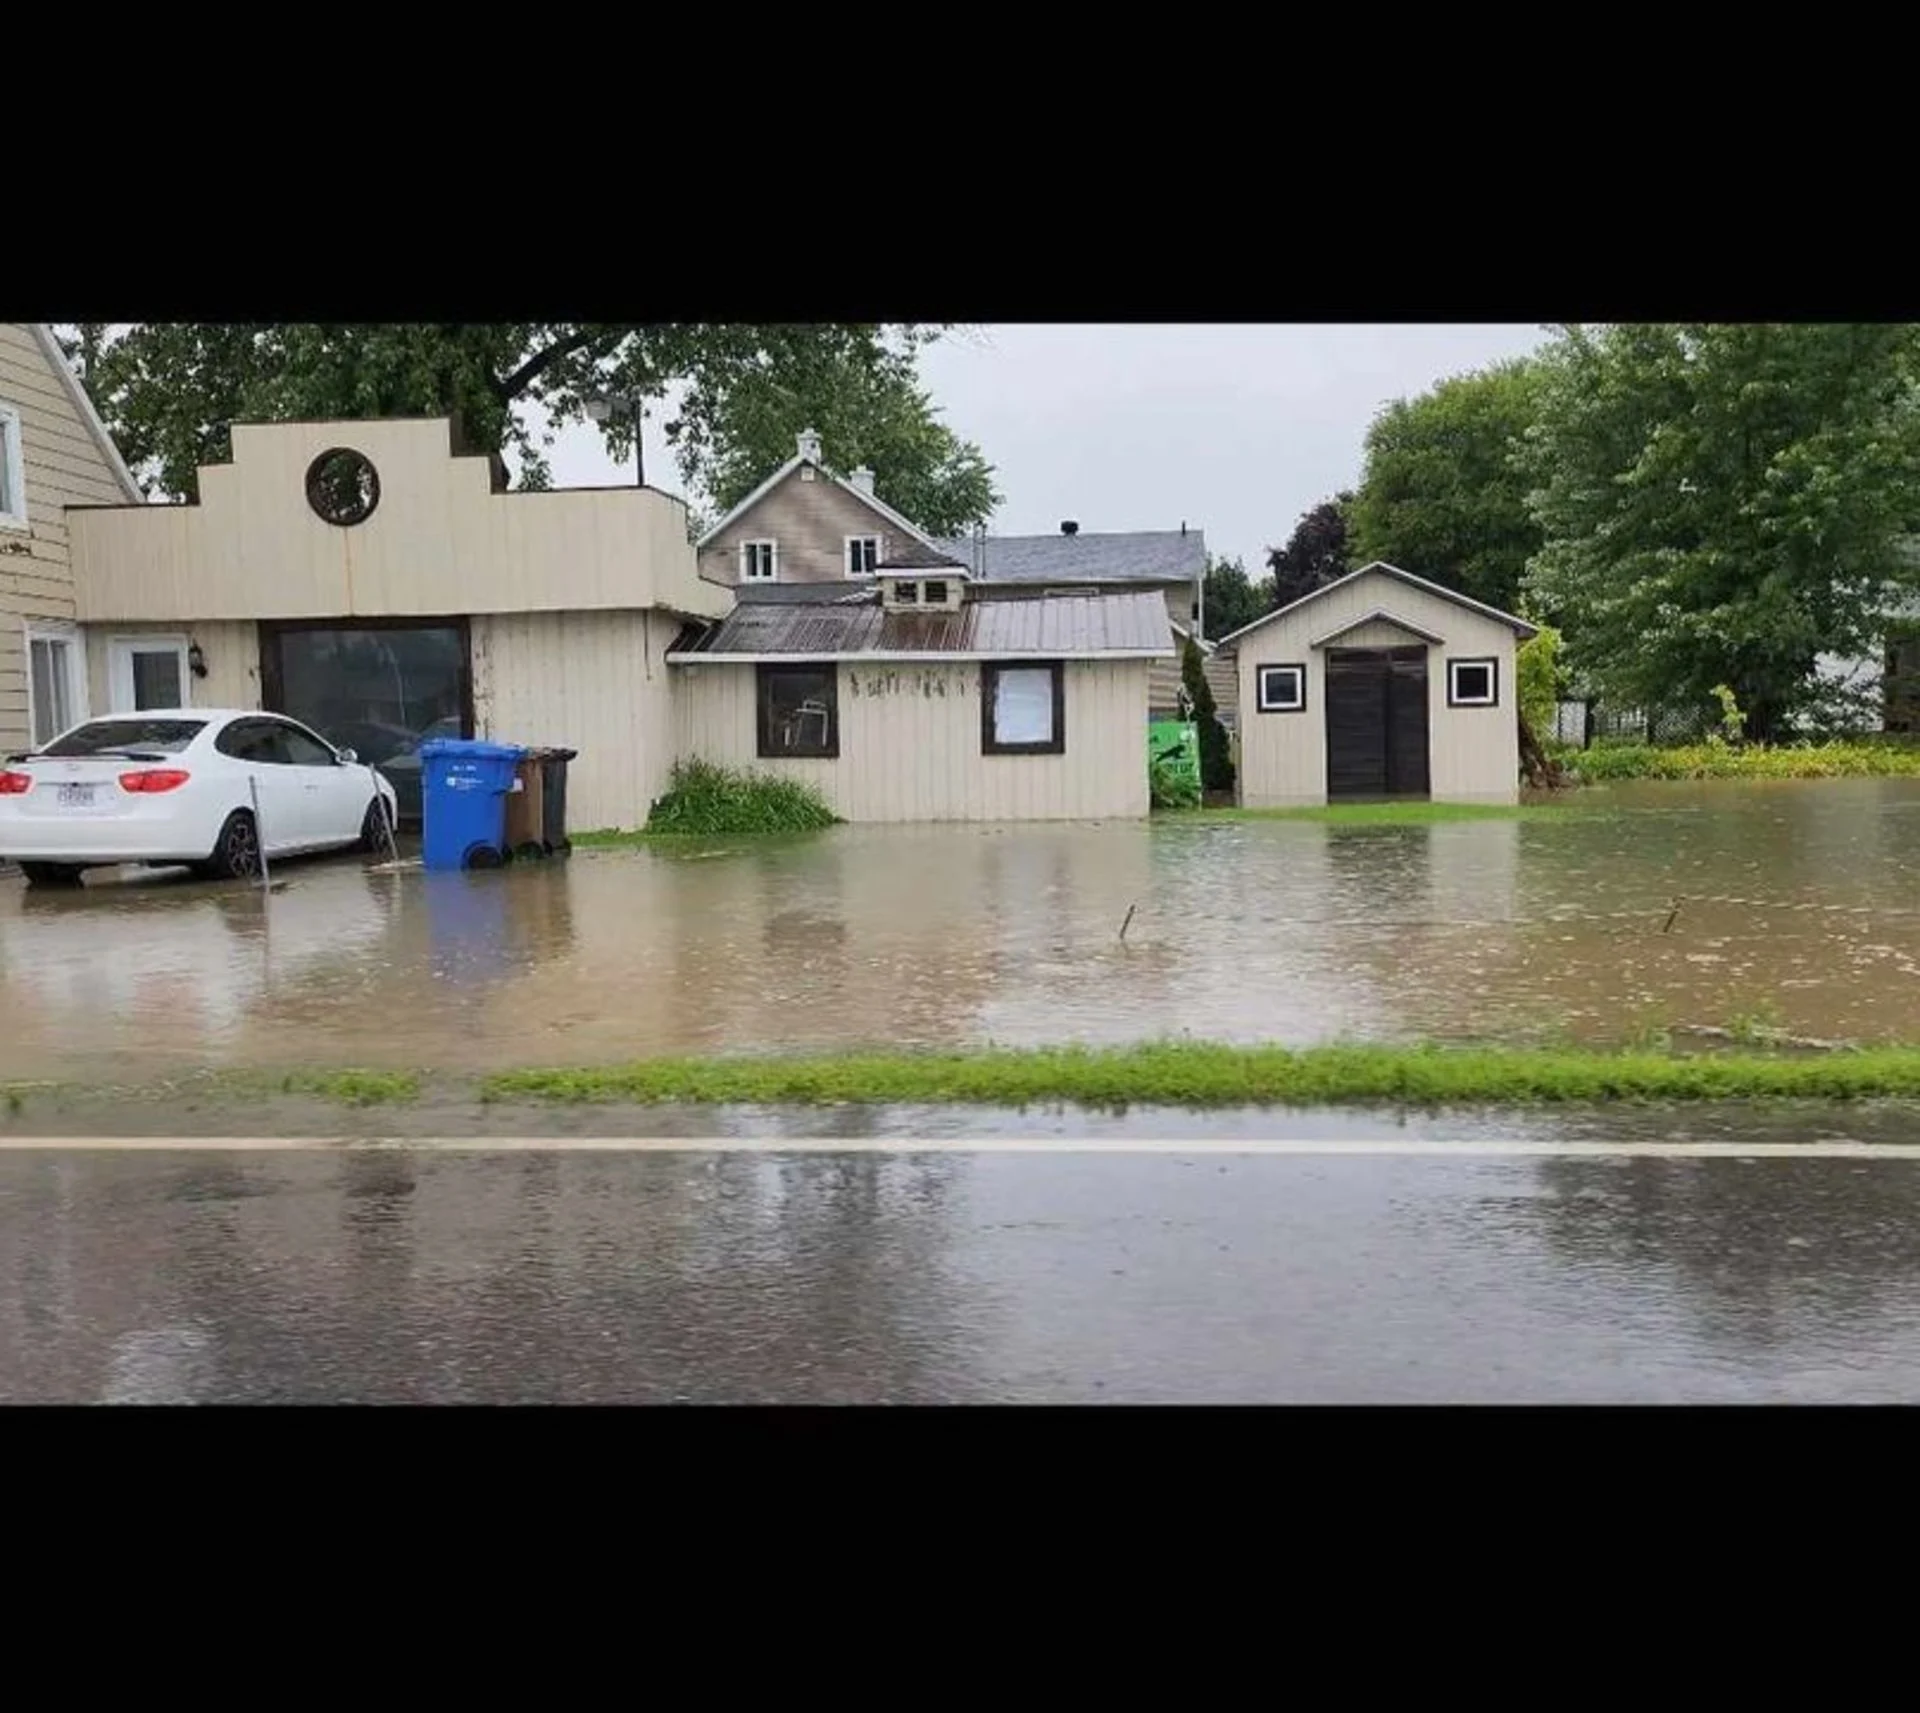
478, 1041, 1920, 1110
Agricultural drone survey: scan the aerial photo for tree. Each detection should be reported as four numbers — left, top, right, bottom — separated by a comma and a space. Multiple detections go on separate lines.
1520, 323, 1920, 743
1181, 633, 1233, 794
1266, 494, 1352, 608
1346, 359, 1544, 612
55, 325, 989, 518
1201, 553, 1272, 642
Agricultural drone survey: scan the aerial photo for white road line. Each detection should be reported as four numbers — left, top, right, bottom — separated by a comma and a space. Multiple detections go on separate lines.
0, 1135, 1918, 1158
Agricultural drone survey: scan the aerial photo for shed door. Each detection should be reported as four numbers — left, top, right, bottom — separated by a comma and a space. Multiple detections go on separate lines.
1325, 647, 1430, 799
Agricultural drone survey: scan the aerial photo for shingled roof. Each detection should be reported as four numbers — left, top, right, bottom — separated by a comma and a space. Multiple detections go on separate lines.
932, 529, 1206, 585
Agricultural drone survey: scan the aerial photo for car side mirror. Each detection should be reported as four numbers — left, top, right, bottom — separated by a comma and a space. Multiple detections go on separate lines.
337, 747, 359, 765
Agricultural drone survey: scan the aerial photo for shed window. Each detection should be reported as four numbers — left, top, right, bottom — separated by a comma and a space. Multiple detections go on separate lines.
1256, 663, 1306, 713
982, 661, 1065, 754
892, 580, 919, 604
1448, 658, 1499, 707
923, 580, 950, 604
757, 665, 839, 758
0, 402, 24, 529
741, 540, 778, 582
846, 535, 880, 576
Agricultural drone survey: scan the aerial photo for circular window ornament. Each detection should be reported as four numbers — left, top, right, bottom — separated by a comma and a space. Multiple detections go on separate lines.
305, 448, 381, 527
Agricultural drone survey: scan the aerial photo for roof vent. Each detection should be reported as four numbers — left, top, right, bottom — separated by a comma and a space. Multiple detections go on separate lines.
1060, 520, 1079, 536
850, 466, 875, 494
797, 427, 823, 463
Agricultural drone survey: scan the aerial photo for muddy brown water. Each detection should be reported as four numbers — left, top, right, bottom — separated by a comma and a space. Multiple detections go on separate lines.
3, 778, 1919, 1084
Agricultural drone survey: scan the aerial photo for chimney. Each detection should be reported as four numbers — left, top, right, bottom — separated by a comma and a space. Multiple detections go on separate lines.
797, 427, 823, 463
1060, 520, 1079, 536
850, 466, 875, 494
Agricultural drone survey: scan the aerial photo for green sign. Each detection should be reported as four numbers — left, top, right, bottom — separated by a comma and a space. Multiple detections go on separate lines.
1149, 720, 1201, 792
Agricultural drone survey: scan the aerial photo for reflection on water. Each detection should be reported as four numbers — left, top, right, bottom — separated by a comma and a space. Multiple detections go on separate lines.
4, 778, 1920, 1080
8, 1147, 1920, 1401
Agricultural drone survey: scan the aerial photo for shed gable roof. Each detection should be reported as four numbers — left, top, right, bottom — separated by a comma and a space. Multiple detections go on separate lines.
1308, 608, 1449, 649
1216, 561, 1537, 650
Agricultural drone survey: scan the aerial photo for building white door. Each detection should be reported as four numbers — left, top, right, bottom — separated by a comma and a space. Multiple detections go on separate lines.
107, 636, 191, 713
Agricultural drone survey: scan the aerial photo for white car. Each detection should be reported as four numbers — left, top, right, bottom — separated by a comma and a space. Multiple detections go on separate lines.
1, 708, 399, 888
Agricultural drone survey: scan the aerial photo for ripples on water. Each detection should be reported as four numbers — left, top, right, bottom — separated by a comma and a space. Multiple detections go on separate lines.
3, 778, 1919, 1080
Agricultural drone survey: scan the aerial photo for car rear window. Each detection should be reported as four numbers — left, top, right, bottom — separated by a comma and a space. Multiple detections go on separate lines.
38, 718, 208, 757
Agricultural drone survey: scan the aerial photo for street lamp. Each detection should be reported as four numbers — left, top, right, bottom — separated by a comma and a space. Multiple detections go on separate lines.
585, 390, 646, 487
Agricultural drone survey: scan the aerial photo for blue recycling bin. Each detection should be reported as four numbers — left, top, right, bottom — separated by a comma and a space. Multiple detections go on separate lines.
420, 738, 527, 872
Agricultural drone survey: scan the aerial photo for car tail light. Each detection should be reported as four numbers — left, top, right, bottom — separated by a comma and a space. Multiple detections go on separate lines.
0, 771, 31, 795
119, 769, 191, 794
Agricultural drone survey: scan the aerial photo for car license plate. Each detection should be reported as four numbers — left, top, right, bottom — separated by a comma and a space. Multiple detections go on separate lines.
57, 784, 97, 808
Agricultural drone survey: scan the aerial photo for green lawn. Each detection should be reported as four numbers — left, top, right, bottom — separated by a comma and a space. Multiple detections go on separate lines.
478, 1041, 1920, 1109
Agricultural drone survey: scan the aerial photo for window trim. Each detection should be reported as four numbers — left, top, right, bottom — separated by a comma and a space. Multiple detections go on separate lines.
1256, 662, 1307, 713
1447, 656, 1500, 709
106, 634, 192, 713
24, 621, 89, 747
844, 534, 881, 578
755, 663, 840, 760
740, 539, 779, 582
981, 660, 1066, 756
0, 401, 26, 531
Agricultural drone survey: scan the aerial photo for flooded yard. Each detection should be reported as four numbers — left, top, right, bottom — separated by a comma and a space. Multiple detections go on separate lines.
3, 778, 1919, 1084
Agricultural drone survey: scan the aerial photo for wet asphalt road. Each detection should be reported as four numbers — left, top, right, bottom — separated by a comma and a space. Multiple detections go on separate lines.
6, 1143, 1920, 1403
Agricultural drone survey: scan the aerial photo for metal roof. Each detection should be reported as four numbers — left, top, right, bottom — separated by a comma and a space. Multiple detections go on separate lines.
932, 529, 1206, 585
673, 587, 1175, 660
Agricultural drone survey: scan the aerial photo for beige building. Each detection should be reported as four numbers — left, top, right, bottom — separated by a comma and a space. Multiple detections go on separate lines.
17, 391, 1181, 833
61, 414, 730, 832
0, 325, 146, 757
696, 429, 1219, 721
1219, 561, 1536, 807
670, 569, 1168, 823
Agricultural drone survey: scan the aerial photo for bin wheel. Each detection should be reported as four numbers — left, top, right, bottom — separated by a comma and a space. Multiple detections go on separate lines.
514, 840, 547, 862
463, 843, 505, 871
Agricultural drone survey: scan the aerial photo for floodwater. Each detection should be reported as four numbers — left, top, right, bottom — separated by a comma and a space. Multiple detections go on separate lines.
8, 1144, 1920, 1401
3, 777, 1920, 1082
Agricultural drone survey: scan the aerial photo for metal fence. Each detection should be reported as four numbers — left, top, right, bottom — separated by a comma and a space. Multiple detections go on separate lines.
1552, 700, 1713, 748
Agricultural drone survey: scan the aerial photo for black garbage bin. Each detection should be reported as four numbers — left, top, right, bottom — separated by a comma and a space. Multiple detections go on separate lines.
534, 747, 577, 853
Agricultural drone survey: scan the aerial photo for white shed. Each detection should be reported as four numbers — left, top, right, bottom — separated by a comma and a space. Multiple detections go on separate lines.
1218, 562, 1537, 808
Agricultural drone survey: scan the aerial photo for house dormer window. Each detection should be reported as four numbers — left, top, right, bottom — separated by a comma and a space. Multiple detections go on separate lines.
846, 535, 880, 577
741, 540, 778, 582
893, 579, 920, 604
923, 580, 950, 605
0, 402, 26, 530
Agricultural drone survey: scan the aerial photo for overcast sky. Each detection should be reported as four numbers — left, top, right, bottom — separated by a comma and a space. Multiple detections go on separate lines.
536, 324, 1552, 569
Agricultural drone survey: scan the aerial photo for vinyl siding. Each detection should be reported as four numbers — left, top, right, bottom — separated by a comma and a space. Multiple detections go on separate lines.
0, 324, 135, 755
83, 620, 261, 716
69, 417, 729, 626
472, 609, 678, 833
697, 466, 915, 588
673, 658, 1151, 823
1233, 569, 1522, 807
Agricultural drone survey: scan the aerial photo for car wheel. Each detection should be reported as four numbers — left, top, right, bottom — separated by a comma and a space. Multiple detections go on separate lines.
206, 810, 262, 881
19, 861, 85, 889
360, 796, 394, 854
